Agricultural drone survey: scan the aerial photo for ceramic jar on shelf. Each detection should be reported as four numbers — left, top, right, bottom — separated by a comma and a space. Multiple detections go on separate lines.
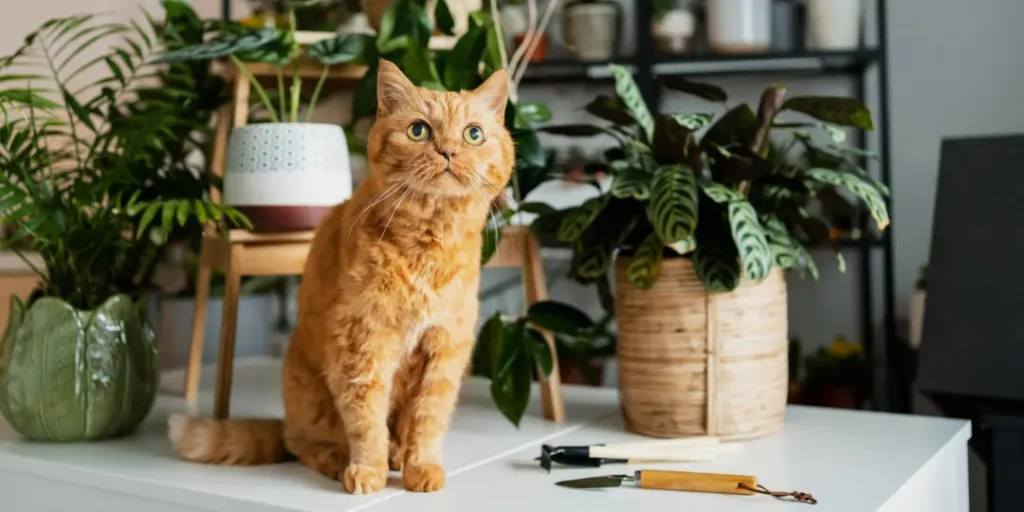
563, 0, 622, 61
223, 123, 353, 233
807, 0, 863, 50
706, 0, 772, 54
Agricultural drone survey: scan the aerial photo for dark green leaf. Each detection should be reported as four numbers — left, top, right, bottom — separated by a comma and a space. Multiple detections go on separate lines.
539, 124, 610, 137
176, 199, 190, 226
490, 340, 532, 427
610, 165, 650, 200
583, 94, 635, 126
702, 104, 757, 150
153, 28, 278, 63
194, 200, 208, 224
530, 208, 571, 241
307, 34, 366, 65
136, 201, 161, 238
526, 329, 553, 378
61, 87, 97, 131
378, 34, 411, 54
558, 195, 609, 242
527, 300, 595, 336
673, 113, 714, 131
0, 89, 60, 109
694, 240, 740, 293
648, 164, 699, 243
610, 63, 654, 141
434, 0, 456, 36
659, 75, 728, 102
496, 321, 526, 380
442, 27, 486, 89
517, 202, 556, 216
627, 232, 663, 289
478, 312, 504, 378
403, 46, 440, 85
782, 96, 874, 130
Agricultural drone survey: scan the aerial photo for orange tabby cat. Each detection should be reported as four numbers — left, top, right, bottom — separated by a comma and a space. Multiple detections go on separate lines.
167, 60, 514, 495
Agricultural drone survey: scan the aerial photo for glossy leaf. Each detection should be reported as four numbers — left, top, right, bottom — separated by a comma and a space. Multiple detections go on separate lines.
728, 200, 772, 282
307, 33, 366, 65
702, 104, 757, 150
659, 75, 728, 102
648, 164, 699, 243
557, 195, 608, 242
530, 208, 571, 241
527, 301, 595, 336
526, 329, 553, 378
517, 202, 556, 216
610, 165, 650, 200
694, 241, 740, 293
583, 94, 635, 126
443, 26, 487, 89
518, 102, 552, 123
152, 28, 277, 63
627, 232, 663, 289
805, 168, 890, 230
610, 63, 654, 141
573, 203, 637, 279
782, 96, 874, 130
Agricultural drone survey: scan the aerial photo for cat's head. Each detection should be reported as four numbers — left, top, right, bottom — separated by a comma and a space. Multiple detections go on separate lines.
367, 60, 514, 200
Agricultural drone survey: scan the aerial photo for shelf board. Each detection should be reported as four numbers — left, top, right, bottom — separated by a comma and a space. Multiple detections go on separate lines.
518, 49, 880, 84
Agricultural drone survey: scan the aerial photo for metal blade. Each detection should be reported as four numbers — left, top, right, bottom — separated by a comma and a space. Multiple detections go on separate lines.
555, 475, 629, 489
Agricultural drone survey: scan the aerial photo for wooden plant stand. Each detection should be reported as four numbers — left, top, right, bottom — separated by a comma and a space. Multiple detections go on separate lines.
182, 39, 565, 423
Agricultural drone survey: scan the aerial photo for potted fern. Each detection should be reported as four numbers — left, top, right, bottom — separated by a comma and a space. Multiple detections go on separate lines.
529, 66, 889, 439
155, 0, 371, 231
0, 5, 249, 442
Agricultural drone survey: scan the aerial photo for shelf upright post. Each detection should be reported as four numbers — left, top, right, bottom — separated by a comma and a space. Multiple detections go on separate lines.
632, 1, 659, 108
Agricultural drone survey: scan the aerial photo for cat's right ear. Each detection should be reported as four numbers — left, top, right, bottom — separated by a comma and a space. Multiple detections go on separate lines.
376, 59, 418, 116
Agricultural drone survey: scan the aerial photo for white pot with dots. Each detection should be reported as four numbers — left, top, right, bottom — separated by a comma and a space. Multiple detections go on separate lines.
223, 123, 352, 232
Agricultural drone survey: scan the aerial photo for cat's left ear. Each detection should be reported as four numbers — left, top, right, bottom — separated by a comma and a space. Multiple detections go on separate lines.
473, 69, 509, 122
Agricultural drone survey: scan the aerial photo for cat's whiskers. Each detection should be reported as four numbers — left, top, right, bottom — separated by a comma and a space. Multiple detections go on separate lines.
379, 185, 415, 242
348, 178, 410, 238
468, 174, 514, 267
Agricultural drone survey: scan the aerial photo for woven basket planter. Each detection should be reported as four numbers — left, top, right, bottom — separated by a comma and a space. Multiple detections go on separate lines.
614, 256, 788, 441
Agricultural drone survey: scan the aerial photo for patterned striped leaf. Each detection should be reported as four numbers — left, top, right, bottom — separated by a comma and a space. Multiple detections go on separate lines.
610, 63, 654, 142
763, 215, 800, 270
699, 179, 744, 204
648, 165, 698, 243
805, 168, 890, 230
573, 204, 638, 280
666, 236, 696, 255
728, 200, 772, 282
611, 166, 651, 200
530, 208, 571, 242
694, 242, 740, 293
673, 113, 714, 131
557, 195, 608, 242
626, 232, 663, 289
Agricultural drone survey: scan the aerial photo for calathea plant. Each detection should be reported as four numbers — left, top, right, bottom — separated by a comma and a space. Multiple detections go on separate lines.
532, 65, 890, 292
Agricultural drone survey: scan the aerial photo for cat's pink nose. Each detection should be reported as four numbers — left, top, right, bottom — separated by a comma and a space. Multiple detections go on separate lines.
437, 147, 459, 160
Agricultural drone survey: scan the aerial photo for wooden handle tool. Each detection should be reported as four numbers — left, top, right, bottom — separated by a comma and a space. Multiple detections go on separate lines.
637, 469, 758, 495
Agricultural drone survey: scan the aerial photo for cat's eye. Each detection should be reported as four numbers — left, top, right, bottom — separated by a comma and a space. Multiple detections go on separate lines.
463, 125, 485, 146
407, 122, 431, 142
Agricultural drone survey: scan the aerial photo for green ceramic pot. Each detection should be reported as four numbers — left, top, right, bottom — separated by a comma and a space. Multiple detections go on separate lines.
0, 294, 159, 441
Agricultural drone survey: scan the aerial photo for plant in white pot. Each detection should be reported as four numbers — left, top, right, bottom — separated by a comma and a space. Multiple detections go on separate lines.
156, 0, 369, 232
651, 0, 696, 55
524, 68, 889, 439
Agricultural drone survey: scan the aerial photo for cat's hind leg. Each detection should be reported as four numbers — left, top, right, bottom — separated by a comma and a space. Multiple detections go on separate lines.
282, 343, 350, 482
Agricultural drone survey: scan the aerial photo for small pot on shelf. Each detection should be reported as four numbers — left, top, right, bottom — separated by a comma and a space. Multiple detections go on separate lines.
653, 7, 696, 55
514, 33, 549, 62
807, 0, 863, 50
705, 0, 772, 54
563, 0, 622, 62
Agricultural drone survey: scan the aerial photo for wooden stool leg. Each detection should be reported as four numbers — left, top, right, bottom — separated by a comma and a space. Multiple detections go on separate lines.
522, 235, 566, 423
183, 245, 213, 401
213, 245, 244, 419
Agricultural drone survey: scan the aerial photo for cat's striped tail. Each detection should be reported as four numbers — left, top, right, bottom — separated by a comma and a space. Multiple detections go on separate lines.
167, 414, 293, 465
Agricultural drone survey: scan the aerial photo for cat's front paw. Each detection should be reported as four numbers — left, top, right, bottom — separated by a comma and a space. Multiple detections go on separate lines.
403, 463, 446, 492
342, 464, 388, 495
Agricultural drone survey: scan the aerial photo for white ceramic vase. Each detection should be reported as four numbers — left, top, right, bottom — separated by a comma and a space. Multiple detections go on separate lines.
706, 0, 772, 54
807, 0, 863, 50
224, 123, 352, 232
653, 9, 697, 54
563, 1, 621, 61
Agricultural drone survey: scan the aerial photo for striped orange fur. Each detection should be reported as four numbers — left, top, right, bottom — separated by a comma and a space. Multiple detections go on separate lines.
168, 60, 513, 495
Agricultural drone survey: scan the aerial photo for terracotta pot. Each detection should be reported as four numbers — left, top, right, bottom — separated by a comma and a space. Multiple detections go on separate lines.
615, 257, 788, 440
514, 33, 549, 63
558, 357, 605, 387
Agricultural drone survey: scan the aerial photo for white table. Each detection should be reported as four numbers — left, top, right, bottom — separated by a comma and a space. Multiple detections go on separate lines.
0, 358, 971, 512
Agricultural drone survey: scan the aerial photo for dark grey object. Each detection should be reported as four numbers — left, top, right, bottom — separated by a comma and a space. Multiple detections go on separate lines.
916, 134, 1024, 403
771, 0, 806, 52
